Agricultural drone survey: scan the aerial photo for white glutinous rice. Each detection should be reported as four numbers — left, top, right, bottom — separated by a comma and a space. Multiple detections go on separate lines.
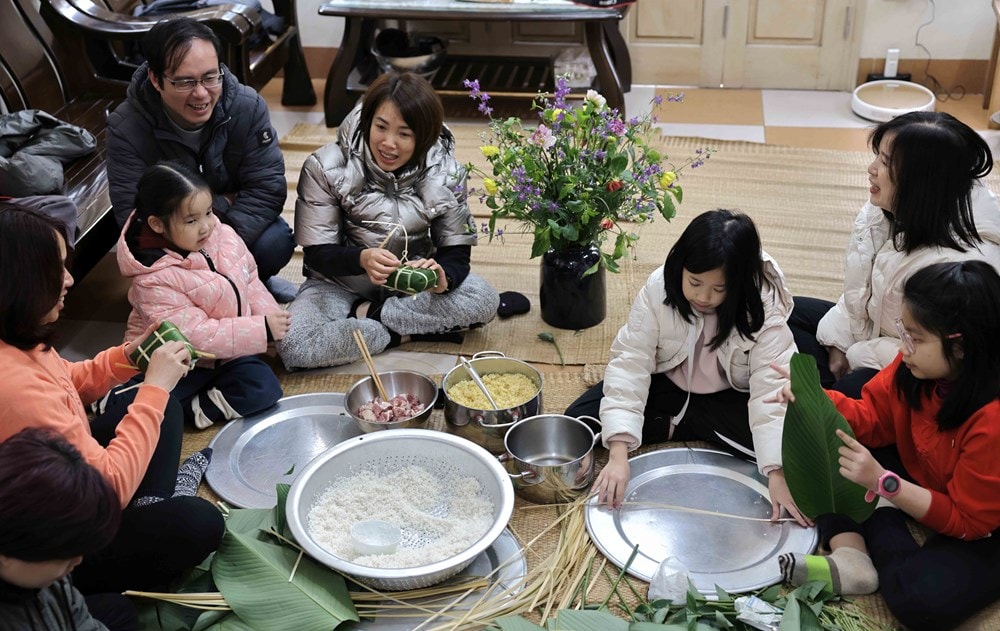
306, 465, 494, 568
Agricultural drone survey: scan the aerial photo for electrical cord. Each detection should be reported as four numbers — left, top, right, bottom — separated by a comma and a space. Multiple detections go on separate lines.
915, 0, 966, 101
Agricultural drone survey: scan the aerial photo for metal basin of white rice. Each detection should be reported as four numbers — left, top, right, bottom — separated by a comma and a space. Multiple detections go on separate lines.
286, 429, 515, 591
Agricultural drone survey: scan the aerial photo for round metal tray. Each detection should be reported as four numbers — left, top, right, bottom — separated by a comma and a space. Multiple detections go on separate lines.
585, 448, 817, 595
342, 528, 527, 630
206, 393, 362, 508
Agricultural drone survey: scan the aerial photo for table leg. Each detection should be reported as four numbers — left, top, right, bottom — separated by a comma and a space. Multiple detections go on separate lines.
585, 21, 625, 115
602, 20, 631, 92
324, 17, 375, 127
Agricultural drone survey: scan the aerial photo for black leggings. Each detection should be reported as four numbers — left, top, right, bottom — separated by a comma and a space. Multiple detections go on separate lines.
788, 296, 878, 399
73, 389, 225, 594
565, 374, 755, 457
817, 448, 1000, 630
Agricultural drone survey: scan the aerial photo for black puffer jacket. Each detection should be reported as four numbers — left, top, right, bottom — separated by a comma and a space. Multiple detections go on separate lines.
0, 576, 106, 631
106, 64, 286, 245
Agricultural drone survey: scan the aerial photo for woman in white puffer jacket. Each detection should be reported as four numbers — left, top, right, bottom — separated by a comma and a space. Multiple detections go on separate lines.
789, 111, 1000, 398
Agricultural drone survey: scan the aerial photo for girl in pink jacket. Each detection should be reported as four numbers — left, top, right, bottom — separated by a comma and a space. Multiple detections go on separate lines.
114, 162, 287, 428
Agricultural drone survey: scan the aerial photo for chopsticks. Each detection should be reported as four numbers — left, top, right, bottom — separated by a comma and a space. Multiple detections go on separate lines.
352, 328, 389, 401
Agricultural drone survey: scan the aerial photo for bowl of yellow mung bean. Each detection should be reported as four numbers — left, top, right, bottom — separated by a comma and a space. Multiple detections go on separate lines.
441, 352, 543, 454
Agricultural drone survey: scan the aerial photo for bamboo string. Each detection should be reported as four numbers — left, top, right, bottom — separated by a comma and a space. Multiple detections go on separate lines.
351, 328, 388, 401
520, 494, 798, 523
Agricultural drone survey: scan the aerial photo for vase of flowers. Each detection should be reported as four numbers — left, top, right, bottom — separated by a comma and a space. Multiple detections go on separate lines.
540, 243, 606, 329
465, 77, 710, 329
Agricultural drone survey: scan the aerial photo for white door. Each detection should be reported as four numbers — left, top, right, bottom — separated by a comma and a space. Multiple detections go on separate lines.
625, 0, 863, 90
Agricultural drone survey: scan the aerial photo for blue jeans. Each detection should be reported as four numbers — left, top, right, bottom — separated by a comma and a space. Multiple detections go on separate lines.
249, 216, 295, 282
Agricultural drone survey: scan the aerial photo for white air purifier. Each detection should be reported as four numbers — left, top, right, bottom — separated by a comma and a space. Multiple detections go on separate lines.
851, 80, 936, 122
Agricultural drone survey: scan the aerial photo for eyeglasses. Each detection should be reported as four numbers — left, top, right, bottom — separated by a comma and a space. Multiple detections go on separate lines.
895, 318, 915, 355
895, 317, 962, 355
163, 70, 224, 92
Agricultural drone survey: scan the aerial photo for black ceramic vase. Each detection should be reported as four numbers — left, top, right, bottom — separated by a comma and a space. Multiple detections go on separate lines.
539, 244, 607, 330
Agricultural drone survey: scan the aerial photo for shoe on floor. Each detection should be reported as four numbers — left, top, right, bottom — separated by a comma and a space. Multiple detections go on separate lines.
265, 277, 299, 303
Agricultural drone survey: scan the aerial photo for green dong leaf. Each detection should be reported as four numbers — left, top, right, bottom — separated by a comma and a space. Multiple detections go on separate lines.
780, 353, 877, 523
212, 508, 358, 630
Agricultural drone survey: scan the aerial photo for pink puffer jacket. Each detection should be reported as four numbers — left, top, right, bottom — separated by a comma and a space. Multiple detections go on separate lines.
117, 212, 280, 358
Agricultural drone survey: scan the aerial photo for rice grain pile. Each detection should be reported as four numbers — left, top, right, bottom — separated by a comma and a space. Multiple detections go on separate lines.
447, 373, 537, 409
307, 465, 494, 568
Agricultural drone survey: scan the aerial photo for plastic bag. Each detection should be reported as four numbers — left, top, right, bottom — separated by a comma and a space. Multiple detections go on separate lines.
647, 555, 690, 603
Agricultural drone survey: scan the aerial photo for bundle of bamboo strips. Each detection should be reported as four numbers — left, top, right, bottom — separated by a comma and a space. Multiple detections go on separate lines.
123, 498, 597, 629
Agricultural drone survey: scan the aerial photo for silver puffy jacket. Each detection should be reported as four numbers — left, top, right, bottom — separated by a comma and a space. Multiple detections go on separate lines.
294, 105, 478, 297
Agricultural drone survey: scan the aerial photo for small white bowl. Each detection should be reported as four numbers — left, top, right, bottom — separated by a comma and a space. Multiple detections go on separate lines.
350, 519, 401, 556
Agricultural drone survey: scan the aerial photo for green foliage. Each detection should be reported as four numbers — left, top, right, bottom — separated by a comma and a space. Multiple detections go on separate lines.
781, 353, 877, 523
465, 77, 713, 272
138, 486, 357, 630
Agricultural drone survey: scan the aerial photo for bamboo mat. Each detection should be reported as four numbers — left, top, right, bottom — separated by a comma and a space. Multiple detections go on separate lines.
178, 369, 995, 631
224, 125, 1000, 629
278, 122, 873, 366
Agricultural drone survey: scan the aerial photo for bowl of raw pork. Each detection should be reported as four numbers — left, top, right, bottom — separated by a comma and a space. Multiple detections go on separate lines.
286, 429, 515, 590
345, 370, 438, 433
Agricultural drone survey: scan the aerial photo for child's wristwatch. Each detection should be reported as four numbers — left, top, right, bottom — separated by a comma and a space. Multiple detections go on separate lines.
864, 470, 901, 502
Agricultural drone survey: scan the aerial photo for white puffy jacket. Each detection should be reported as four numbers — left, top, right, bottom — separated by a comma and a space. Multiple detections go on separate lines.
816, 183, 1000, 371
599, 254, 796, 473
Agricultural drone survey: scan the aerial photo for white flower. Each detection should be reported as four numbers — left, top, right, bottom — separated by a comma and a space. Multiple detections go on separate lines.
585, 90, 607, 110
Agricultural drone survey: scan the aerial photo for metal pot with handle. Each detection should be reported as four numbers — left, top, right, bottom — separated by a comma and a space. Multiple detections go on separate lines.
500, 414, 601, 504
441, 351, 543, 454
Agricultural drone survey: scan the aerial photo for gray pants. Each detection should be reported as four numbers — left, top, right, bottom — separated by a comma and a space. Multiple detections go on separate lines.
276, 274, 499, 369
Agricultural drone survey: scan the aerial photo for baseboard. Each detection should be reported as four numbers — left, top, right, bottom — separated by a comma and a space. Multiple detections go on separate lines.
855, 57, 988, 94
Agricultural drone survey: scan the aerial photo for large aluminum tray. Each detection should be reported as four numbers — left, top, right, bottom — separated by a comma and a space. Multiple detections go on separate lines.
206, 393, 362, 508
585, 448, 818, 595
343, 528, 527, 629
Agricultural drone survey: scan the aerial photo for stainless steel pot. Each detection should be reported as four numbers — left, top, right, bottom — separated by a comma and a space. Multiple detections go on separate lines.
442, 351, 543, 454
501, 414, 600, 504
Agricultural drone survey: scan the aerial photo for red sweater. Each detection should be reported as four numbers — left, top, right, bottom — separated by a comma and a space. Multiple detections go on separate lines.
829, 355, 1000, 540
0, 342, 169, 507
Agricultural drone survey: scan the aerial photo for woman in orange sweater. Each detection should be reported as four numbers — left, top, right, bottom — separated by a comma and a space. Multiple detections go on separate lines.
0, 201, 224, 599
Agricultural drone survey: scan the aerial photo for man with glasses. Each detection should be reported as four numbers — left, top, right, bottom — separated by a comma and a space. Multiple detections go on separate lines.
107, 18, 298, 302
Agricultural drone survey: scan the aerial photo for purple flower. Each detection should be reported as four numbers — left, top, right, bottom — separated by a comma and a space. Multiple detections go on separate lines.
606, 119, 626, 136
553, 76, 571, 109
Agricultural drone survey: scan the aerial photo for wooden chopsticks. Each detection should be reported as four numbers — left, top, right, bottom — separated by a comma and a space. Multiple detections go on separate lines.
352, 328, 388, 401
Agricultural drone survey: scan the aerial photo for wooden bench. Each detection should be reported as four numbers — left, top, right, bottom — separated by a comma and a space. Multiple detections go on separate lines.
1, 0, 127, 281
40, 0, 316, 106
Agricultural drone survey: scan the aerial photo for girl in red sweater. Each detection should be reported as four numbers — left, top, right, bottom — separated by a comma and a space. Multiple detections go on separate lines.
774, 260, 1000, 630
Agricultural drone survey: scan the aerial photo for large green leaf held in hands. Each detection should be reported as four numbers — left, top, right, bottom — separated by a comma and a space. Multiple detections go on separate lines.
781, 353, 877, 524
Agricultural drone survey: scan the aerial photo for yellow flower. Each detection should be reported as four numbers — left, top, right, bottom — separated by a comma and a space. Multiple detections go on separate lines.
483, 178, 498, 195
480, 145, 500, 158
659, 171, 677, 188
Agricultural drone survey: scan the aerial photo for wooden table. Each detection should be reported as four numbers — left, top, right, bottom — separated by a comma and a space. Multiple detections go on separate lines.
318, 0, 631, 127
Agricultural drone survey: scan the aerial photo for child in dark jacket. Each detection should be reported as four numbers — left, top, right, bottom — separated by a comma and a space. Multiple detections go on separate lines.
0, 428, 136, 631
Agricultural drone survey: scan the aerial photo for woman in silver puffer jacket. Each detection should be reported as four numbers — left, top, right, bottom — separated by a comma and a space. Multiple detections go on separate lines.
278, 72, 499, 369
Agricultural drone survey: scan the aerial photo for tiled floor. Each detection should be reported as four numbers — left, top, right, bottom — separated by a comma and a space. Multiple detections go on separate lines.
57, 79, 1000, 364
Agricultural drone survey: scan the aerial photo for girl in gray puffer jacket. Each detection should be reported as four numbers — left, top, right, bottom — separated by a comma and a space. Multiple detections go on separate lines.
278, 72, 499, 369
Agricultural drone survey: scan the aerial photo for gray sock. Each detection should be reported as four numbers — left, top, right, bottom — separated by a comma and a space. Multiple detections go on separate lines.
173, 448, 212, 498
130, 495, 163, 508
